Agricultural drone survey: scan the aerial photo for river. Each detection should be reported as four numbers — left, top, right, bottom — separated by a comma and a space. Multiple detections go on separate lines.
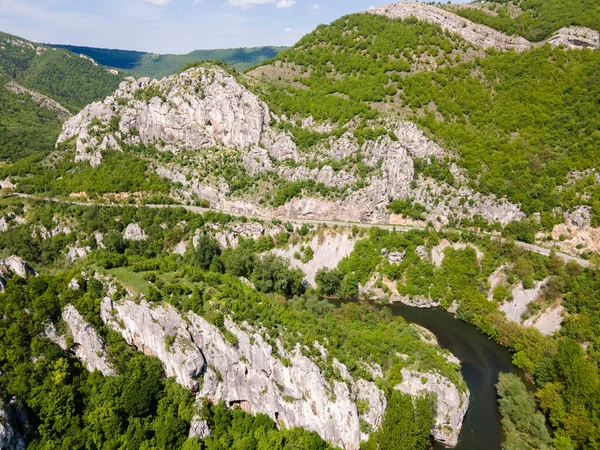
386, 302, 529, 450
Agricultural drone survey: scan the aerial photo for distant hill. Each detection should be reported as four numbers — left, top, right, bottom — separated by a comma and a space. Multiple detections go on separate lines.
0, 32, 123, 112
49, 44, 288, 79
0, 31, 124, 161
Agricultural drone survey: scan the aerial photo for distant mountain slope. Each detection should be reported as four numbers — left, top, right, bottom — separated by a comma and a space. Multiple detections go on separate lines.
0, 31, 124, 162
0, 74, 64, 161
50, 44, 287, 79
0, 32, 123, 112
446, 0, 600, 42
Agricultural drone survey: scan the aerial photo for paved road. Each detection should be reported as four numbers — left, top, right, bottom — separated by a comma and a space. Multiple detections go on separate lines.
7, 193, 596, 268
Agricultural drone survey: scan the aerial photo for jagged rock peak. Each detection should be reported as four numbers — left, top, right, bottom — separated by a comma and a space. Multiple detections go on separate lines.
57, 65, 297, 166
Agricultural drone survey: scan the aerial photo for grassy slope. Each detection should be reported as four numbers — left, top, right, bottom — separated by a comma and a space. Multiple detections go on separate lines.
451, 0, 600, 41
50, 44, 287, 79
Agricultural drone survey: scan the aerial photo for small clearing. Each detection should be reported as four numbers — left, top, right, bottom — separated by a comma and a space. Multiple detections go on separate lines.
432, 239, 484, 267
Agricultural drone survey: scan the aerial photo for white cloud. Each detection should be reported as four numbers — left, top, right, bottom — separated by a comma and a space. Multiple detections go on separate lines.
226, 0, 274, 7
276, 0, 296, 8
144, 0, 172, 5
226, 0, 295, 8
284, 27, 293, 32
310, 3, 322, 15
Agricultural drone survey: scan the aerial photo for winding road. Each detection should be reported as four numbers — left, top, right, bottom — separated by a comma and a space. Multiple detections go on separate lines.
7, 193, 595, 269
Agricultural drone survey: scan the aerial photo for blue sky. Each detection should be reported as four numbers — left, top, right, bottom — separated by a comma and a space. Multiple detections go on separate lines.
0, 0, 470, 54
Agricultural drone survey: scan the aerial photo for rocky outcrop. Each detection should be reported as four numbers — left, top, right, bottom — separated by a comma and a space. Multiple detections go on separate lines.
546, 27, 599, 50
100, 298, 206, 391
67, 245, 91, 262
61, 305, 116, 376
0, 256, 35, 291
551, 206, 600, 255
271, 231, 357, 284
99, 298, 391, 449
4, 81, 71, 120
57, 67, 298, 166
123, 223, 148, 241
395, 368, 469, 447
394, 121, 448, 160
367, 2, 531, 51
367, 3, 598, 52
0, 399, 26, 450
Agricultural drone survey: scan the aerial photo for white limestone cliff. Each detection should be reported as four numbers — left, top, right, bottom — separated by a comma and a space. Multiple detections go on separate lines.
57, 67, 297, 167
396, 368, 469, 447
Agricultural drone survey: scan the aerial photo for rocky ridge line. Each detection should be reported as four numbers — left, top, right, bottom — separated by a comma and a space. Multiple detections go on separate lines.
4, 81, 71, 120
97, 297, 468, 449
367, 2, 599, 51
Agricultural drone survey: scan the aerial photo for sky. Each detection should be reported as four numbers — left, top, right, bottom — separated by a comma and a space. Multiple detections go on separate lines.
0, 0, 470, 54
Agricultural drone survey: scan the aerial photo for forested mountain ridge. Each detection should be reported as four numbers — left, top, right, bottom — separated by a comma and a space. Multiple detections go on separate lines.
0, 31, 124, 162
0, 32, 124, 112
49, 44, 287, 79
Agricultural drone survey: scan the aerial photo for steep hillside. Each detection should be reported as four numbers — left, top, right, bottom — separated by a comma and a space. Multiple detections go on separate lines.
0, 197, 468, 449
447, 0, 600, 42
0, 31, 124, 162
0, 74, 65, 161
50, 44, 287, 79
251, 6, 600, 228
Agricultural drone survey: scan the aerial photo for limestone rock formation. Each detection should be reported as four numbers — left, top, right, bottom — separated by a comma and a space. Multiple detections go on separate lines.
368, 3, 598, 52
123, 223, 148, 241
57, 66, 298, 166
546, 27, 600, 49
62, 305, 116, 376
0, 256, 35, 291
551, 206, 600, 255
0, 399, 26, 450
395, 368, 469, 447
99, 298, 394, 449
4, 81, 71, 120
100, 298, 206, 391
367, 2, 531, 51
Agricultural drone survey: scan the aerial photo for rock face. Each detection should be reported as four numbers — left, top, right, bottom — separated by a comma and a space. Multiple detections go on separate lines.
123, 223, 148, 241
546, 27, 600, 49
62, 305, 116, 376
395, 368, 469, 447
100, 298, 390, 449
0, 256, 35, 291
100, 298, 206, 391
57, 66, 297, 166
551, 206, 600, 255
0, 399, 26, 450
